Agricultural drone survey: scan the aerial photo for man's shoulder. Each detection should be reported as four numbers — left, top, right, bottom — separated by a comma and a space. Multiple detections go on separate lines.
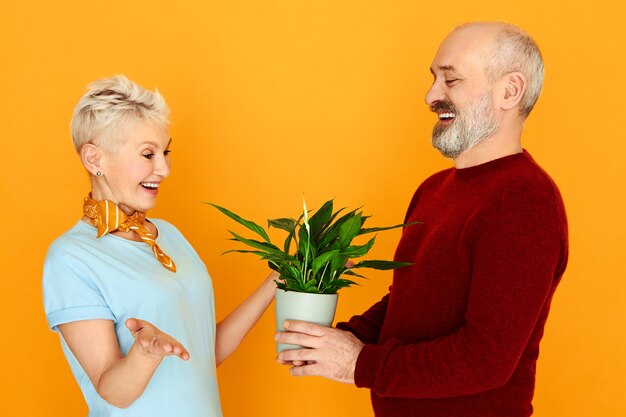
503, 151, 563, 199
420, 166, 455, 188
486, 153, 567, 232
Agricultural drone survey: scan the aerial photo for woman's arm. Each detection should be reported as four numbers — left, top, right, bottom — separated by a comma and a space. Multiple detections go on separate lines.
59, 318, 189, 408
215, 271, 278, 365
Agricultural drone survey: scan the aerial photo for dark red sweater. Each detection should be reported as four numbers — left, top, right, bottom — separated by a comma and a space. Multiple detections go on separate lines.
337, 151, 568, 417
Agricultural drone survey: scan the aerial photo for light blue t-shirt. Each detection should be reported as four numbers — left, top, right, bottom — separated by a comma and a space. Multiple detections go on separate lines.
43, 219, 223, 417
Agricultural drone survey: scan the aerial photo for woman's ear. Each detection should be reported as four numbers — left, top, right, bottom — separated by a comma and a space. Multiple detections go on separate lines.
81, 144, 103, 176
501, 71, 527, 111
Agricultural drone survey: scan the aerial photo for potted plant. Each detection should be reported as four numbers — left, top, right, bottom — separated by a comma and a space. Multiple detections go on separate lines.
209, 198, 417, 351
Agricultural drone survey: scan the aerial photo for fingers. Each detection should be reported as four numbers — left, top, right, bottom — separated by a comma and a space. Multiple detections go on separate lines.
289, 363, 319, 377
126, 318, 190, 361
275, 331, 320, 349
268, 271, 281, 280
274, 327, 363, 383
275, 356, 319, 377
171, 344, 190, 361
125, 318, 143, 334
127, 318, 155, 342
154, 335, 190, 360
282, 320, 327, 337
276, 320, 337, 349
276, 358, 311, 367
277, 347, 316, 363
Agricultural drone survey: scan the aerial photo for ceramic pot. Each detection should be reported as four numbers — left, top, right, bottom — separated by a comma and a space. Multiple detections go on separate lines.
275, 288, 338, 352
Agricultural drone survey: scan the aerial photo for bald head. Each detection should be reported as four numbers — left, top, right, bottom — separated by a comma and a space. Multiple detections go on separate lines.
448, 22, 544, 118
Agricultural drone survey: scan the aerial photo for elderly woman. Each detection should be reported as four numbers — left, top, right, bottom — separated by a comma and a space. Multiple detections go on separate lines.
43, 75, 276, 417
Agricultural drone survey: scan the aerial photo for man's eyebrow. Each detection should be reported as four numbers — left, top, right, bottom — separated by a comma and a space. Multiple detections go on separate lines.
430, 65, 462, 79
438, 65, 457, 72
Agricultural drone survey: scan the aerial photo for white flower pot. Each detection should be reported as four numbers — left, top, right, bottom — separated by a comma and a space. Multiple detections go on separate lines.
275, 288, 338, 352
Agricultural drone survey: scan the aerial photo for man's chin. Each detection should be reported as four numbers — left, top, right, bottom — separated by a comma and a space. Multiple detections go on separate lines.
432, 132, 462, 159
432, 140, 461, 159
438, 149, 462, 159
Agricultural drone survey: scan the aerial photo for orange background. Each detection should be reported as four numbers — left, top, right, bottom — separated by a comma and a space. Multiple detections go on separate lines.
1, 1, 625, 416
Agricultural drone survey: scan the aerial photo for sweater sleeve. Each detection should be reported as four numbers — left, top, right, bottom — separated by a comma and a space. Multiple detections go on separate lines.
353, 183, 568, 398
336, 291, 390, 343
335, 186, 423, 343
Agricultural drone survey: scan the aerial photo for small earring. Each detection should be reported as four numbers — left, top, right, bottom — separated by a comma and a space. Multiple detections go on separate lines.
96, 171, 102, 176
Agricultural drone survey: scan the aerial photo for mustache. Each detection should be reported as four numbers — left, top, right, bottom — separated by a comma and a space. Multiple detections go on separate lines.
430, 101, 457, 114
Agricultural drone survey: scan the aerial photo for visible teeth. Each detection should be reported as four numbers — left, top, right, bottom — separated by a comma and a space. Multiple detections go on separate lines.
439, 112, 456, 119
142, 182, 159, 189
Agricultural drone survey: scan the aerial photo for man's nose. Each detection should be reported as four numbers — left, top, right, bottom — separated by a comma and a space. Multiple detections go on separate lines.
425, 82, 444, 106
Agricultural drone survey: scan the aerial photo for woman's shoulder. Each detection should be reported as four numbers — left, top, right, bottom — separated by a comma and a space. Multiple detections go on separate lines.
46, 221, 93, 259
43, 222, 100, 291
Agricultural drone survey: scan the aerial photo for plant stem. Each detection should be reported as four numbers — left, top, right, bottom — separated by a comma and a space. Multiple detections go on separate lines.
302, 205, 311, 285
302, 232, 309, 284
318, 263, 329, 290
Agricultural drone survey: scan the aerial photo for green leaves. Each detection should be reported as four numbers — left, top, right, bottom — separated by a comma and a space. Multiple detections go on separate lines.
268, 217, 298, 252
268, 218, 296, 233
338, 214, 363, 248
359, 220, 423, 235
308, 199, 334, 239
351, 260, 413, 270
311, 249, 340, 279
207, 203, 271, 243
209, 198, 418, 294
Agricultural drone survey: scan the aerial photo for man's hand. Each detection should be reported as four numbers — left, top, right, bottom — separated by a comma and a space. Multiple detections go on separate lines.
126, 318, 190, 361
275, 320, 364, 384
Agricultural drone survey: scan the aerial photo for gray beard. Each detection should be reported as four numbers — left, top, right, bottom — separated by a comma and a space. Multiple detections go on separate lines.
432, 92, 499, 159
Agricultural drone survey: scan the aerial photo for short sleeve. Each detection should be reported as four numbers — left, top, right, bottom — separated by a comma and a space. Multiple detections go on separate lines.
43, 243, 115, 331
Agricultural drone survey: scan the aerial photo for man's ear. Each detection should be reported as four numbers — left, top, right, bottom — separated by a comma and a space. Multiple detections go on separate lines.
81, 144, 103, 176
500, 71, 526, 111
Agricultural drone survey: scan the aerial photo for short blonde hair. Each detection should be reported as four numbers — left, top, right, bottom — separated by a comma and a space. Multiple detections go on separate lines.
70, 75, 170, 153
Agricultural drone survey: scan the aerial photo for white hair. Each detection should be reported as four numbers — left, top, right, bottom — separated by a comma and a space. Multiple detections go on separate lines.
483, 23, 545, 118
70, 75, 170, 153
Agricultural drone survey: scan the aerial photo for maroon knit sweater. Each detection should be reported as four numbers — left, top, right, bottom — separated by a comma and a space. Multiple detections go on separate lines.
337, 151, 568, 417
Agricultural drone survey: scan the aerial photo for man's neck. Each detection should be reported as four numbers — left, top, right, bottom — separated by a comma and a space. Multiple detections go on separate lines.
453, 127, 523, 169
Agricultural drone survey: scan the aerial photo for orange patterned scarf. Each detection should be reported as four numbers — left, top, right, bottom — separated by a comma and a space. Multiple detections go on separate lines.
83, 196, 177, 272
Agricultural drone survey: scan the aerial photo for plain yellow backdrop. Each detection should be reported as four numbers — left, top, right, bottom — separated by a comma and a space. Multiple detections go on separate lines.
1, 1, 624, 416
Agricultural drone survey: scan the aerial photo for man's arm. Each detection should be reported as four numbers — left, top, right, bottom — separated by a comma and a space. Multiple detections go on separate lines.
335, 291, 390, 343
277, 187, 567, 397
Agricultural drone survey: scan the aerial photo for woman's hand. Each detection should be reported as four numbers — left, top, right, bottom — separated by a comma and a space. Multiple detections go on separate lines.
59, 318, 188, 408
126, 318, 190, 361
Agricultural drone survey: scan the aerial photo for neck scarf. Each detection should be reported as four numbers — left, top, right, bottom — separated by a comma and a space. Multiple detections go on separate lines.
83, 196, 177, 273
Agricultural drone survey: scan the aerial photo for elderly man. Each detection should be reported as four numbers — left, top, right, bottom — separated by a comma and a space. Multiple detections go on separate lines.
275, 21, 568, 417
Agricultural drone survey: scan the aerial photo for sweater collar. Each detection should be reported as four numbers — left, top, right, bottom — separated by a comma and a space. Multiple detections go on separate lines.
453, 149, 531, 179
